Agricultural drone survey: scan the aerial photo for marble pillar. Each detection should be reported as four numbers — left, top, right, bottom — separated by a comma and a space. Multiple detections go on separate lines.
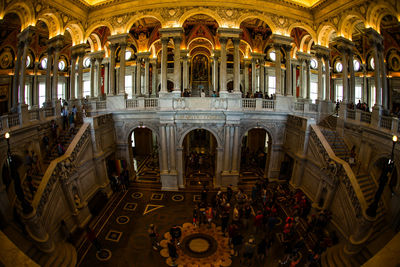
284, 45, 292, 96
70, 56, 76, 100
173, 37, 182, 92
324, 56, 330, 101
45, 48, 53, 103
273, 44, 282, 95
119, 43, 127, 95
12, 42, 23, 109
160, 37, 168, 93
90, 57, 96, 98
144, 56, 150, 96
136, 58, 141, 95
233, 38, 241, 93
219, 37, 228, 92
109, 44, 117, 95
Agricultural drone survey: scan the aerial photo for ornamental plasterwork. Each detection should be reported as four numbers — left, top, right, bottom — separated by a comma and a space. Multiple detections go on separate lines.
175, 122, 224, 147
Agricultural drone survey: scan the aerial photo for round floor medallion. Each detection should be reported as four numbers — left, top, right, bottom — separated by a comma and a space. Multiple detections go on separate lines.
188, 237, 210, 253
131, 192, 143, 199
116, 215, 130, 224
171, 194, 184, 202
182, 233, 218, 258
96, 249, 112, 261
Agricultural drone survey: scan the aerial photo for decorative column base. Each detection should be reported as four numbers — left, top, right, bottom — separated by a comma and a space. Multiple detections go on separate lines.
275, 95, 294, 112
160, 171, 179, 191
22, 210, 54, 253
220, 171, 239, 188
72, 204, 92, 229
106, 94, 126, 110
17, 103, 29, 125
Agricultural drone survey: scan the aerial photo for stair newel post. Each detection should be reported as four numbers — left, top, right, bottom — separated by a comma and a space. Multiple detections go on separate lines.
21, 210, 55, 253
344, 215, 374, 255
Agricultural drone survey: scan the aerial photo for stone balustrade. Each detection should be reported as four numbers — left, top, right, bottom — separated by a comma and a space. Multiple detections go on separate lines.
342, 108, 400, 135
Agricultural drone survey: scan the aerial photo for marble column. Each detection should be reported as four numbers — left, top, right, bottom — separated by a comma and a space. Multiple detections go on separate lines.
51, 46, 63, 102
90, 57, 96, 98
231, 125, 240, 172
169, 125, 176, 171
136, 58, 141, 95
182, 51, 189, 91
379, 46, 388, 109
160, 37, 168, 92
233, 38, 241, 93
212, 52, 219, 92
103, 59, 109, 95
33, 62, 39, 106
109, 43, 117, 95
96, 57, 103, 98
12, 42, 23, 109
45, 48, 53, 103
341, 49, 349, 103
119, 43, 127, 95
362, 64, 367, 103
306, 59, 311, 99
144, 56, 150, 96
219, 37, 228, 92
70, 55, 76, 100
317, 54, 323, 100
18, 41, 29, 104
260, 59, 265, 95
366, 28, 383, 107
324, 55, 330, 101
244, 59, 250, 95
223, 125, 230, 171
77, 53, 84, 99
273, 44, 282, 95
173, 37, 181, 92
151, 59, 157, 96
284, 45, 292, 96
160, 125, 168, 172
251, 58, 256, 94
349, 50, 355, 103
298, 59, 304, 98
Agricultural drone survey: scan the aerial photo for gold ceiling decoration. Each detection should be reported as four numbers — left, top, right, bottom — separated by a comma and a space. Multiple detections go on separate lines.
80, 0, 323, 8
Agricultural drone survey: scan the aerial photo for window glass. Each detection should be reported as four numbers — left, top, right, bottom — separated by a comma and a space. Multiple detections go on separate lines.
125, 50, 132, 60
39, 83, 46, 107
83, 57, 91, 68
335, 84, 343, 101
370, 85, 375, 107
269, 51, 276, 62
57, 82, 65, 100
83, 80, 91, 97
353, 60, 360, 72
26, 56, 31, 68
41, 57, 47, 69
335, 62, 343, 72
355, 85, 362, 104
268, 76, 276, 95
370, 57, 375, 70
310, 59, 318, 69
58, 60, 65, 71
126, 75, 132, 98
25, 84, 29, 106
310, 82, 318, 103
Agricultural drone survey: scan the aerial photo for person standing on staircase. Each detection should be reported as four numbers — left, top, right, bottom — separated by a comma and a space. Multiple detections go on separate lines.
61, 106, 69, 130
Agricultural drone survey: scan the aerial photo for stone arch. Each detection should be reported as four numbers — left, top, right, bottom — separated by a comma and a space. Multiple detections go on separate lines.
338, 12, 366, 39
299, 34, 312, 53
178, 8, 223, 27
3, 0, 34, 30
317, 23, 338, 47
367, 2, 398, 32
89, 32, 102, 52
36, 10, 63, 38
124, 122, 160, 143
85, 22, 114, 41
236, 13, 277, 34
178, 125, 223, 149
287, 23, 317, 42
64, 21, 85, 46
190, 47, 212, 57
123, 14, 164, 33
187, 37, 214, 50
239, 125, 274, 145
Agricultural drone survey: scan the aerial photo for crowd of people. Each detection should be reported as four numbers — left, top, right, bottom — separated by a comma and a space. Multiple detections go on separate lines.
148, 180, 335, 266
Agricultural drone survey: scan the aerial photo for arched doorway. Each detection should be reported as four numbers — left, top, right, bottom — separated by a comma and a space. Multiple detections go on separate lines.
239, 128, 271, 185
183, 129, 217, 188
129, 127, 160, 183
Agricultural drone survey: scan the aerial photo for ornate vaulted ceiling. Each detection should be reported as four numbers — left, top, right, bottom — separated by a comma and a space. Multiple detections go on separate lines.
79, 0, 324, 8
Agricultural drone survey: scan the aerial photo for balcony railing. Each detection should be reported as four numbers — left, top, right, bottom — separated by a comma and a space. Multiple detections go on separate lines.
242, 99, 256, 109
44, 107, 54, 117
262, 100, 274, 110
347, 109, 356, 120
145, 98, 159, 108
96, 101, 107, 110
294, 102, 305, 111
29, 109, 39, 121
380, 116, 392, 130
8, 113, 20, 127
126, 99, 138, 109
360, 111, 371, 124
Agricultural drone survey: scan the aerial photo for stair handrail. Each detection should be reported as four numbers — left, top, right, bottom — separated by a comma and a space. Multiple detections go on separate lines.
310, 124, 374, 221
32, 123, 91, 215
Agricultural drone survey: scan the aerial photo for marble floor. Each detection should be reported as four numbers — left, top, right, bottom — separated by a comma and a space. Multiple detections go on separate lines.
77, 187, 302, 267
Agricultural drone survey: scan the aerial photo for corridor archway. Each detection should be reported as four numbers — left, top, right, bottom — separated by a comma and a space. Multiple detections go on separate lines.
182, 129, 217, 188
128, 127, 160, 183
239, 128, 271, 185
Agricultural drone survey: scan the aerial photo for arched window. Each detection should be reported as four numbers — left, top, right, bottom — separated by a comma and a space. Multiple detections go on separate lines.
353, 59, 360, 72
41, 57, 47, 69
370, 57, 375, 70
58, 60, 66, 71
335, 61, 343, 73
310, 58, 318, 69
83, 57, 91, 68
26, 55, 31, 68
269, 51, 276, 62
